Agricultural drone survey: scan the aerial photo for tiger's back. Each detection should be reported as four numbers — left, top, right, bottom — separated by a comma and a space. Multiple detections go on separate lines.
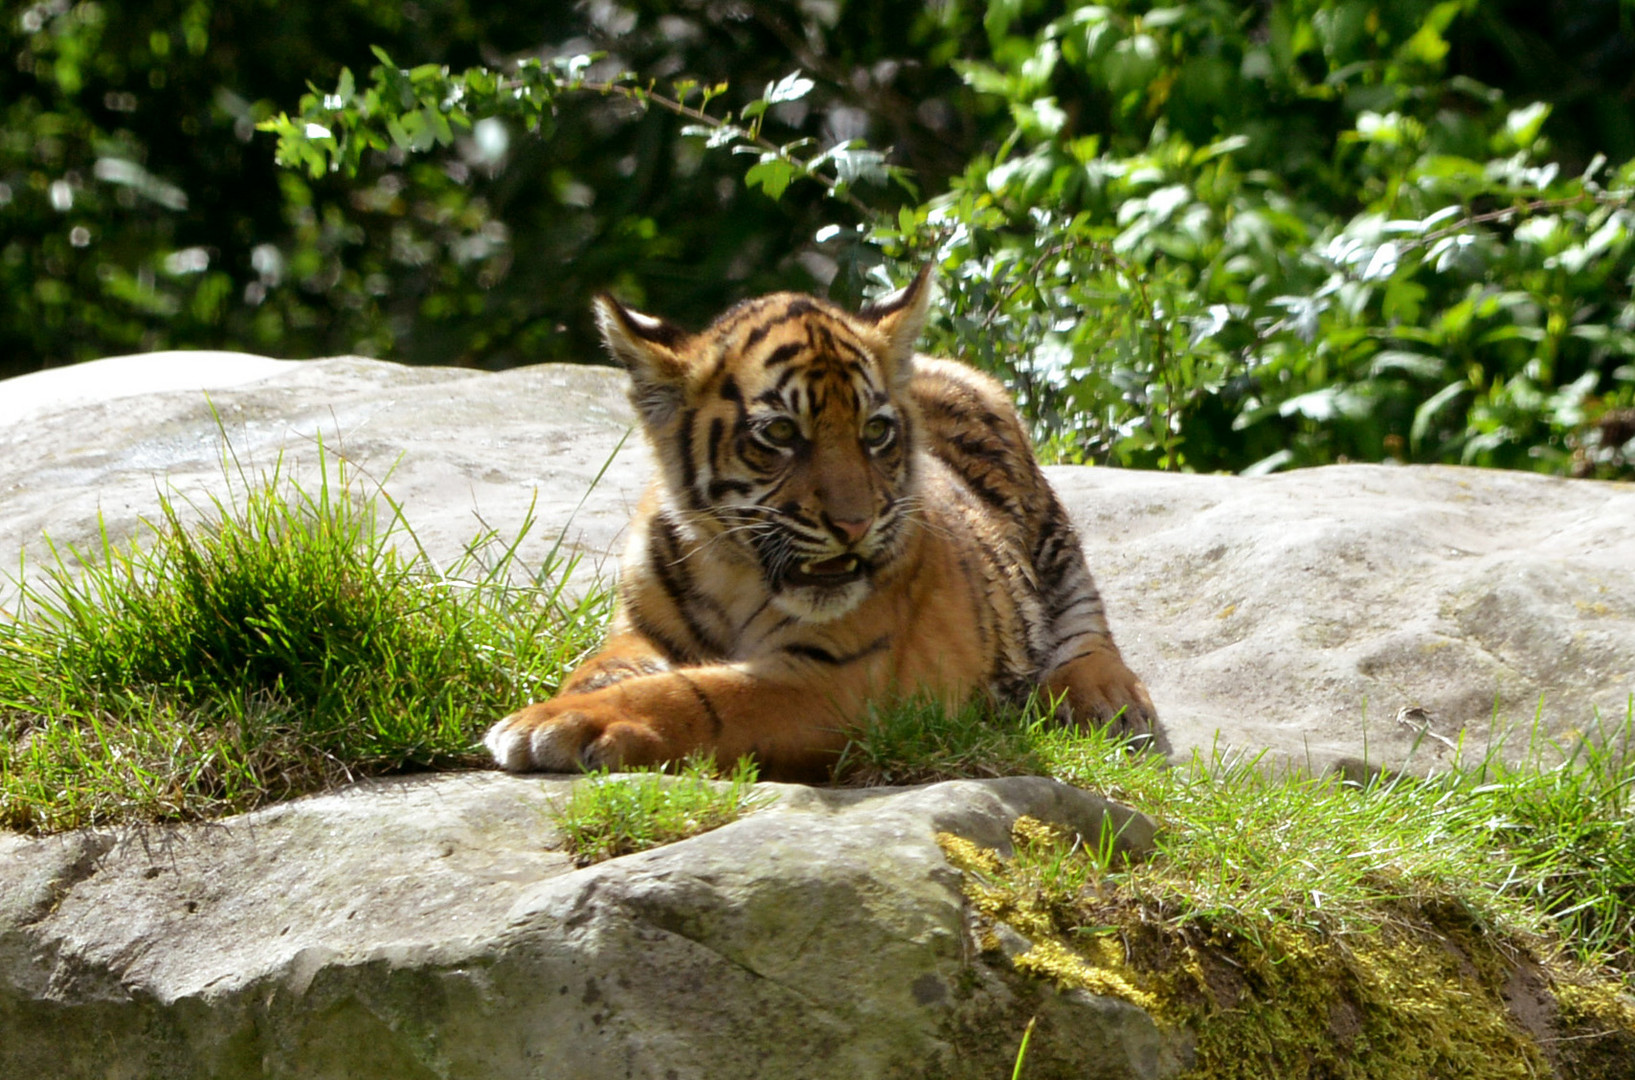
485, 269, 1163, 777
910, 355, 1140, 711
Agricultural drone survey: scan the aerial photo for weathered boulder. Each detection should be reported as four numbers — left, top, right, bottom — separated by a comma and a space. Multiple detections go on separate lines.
5, 351, 1634, 1076
0, 773, 1178, 1080
1, 352, 644, 605
4, 351, 1631, 773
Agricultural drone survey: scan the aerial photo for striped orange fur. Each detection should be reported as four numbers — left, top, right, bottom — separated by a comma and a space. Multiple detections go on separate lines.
485, 267, 1164, 778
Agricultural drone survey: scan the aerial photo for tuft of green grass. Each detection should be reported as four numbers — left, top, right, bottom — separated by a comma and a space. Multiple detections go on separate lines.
550, 755, 768, 865
907, 699, 1635, 1077
831, 693, 1058, 785
0, 438, 611, 832
1453, 708, 1635, 971
841, 692, 1634, 981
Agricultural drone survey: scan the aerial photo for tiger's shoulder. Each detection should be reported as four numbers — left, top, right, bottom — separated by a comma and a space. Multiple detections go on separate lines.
909, 355, 1056, 537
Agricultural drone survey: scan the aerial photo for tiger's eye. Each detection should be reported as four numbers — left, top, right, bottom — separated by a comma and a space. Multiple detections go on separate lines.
862, 416, 894, 446
763, 417, 800, 445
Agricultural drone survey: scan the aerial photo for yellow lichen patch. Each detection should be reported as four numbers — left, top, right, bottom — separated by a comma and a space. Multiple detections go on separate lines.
1550, 979, 1635, 1079
1012, 937, 1161, 1011
1179, 921, 1551, 1080
1556, 979, 1635, 1030
935, 816, 1635, 1080
1009, 814, 1068, 848
936, 831, 1005, 878
1024, 928, 1155, 1009
938, 819, 1163, 1015
938, 830, 1057, 939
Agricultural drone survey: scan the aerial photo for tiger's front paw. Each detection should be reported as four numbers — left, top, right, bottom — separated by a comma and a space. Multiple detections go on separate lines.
1049, 650, 1168, 755
484, 695, 665, 772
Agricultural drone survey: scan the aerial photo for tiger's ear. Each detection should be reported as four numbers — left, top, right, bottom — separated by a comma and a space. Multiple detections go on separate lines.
858, 264, 933, 381
594, 294, 691, 427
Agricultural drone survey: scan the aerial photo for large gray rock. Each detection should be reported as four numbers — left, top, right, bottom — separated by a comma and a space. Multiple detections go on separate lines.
2, 352, 645, 605
1050, 463, 1635, 774
5, 352, 1631, 772
5, 351, 1633, 1076
0, 773, 1177, 1080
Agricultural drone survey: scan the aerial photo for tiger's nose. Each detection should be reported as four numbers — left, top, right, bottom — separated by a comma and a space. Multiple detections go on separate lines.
825, 514, 873, 545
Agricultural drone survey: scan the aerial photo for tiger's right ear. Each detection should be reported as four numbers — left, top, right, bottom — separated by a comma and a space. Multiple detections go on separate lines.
594, 294, 691, 427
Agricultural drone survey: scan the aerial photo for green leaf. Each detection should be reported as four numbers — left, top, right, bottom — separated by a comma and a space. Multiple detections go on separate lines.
1370, 349, 1443, 379
1382, 280, 1427, 325
1280, 388, 1343, 421
1142, 7, 1188, 29
1104, 34, 1160, 97
1241, 449, 1294, 477
744, 159, 798, 201
385, 114, 412, 151
1504, 102, 1551, 149
1192, 135, 1250, 164
1476, 325, 1545, 346
427, 107, 454, 146
682, 124, 744, 150
984, 0, 1026, 44
830, 145, 887, 186
764, 71, 815, 104
953, 60, 1014, 97
1411, 381, 1468, 452
1400, 21, 1451, 65
1013, 97, 1067, 137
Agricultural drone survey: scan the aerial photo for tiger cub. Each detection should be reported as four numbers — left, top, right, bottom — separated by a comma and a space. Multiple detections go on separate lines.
485, 267, 1164, 778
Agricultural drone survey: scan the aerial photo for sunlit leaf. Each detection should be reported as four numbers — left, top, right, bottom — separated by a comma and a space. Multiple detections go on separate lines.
764, 71, 815, 104
1411, 381, 1468, 451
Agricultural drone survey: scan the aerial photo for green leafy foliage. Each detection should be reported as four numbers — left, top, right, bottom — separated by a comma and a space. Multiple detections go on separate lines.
2, 0, 973, 373
859, 0, 1635, 475
6, 1, 1635, 475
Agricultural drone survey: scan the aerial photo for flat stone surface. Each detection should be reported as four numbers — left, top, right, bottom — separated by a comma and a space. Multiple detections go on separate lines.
7, 351, 1631, 772
0, 773, 1174, 1080
1049, 463, 1635, 773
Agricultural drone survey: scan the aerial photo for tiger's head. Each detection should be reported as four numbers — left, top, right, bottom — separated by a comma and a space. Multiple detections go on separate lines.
596, 267, 933, 622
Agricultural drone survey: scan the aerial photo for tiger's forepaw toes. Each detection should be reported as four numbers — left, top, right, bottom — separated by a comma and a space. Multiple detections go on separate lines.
485, 704, 598, 772
1110, 688, 1169, 755
484, 714, 534, 772
1051, 654, 1168, 755
485, 700, 668, 772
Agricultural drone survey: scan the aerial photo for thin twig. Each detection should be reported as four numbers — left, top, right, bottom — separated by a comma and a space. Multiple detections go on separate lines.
576, 78, 876, 216
1416, 193, 1635, 248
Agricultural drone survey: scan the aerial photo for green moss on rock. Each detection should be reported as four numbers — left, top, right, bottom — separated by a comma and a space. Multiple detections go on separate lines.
939, 817, 1635, 1080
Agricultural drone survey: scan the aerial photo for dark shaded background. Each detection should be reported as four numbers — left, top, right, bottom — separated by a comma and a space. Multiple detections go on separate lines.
4, 0, 1632, 413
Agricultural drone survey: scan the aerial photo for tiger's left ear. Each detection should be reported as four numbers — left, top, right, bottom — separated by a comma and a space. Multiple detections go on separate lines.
858, 264, 933, 381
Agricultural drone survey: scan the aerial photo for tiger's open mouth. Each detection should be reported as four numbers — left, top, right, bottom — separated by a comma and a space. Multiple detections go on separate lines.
784, 554, 866, 588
